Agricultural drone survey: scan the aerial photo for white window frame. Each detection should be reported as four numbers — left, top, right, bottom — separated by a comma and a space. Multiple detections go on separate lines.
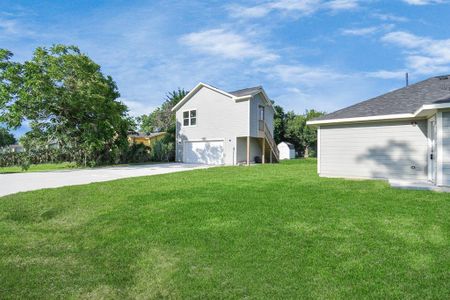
182, 109, 197, 127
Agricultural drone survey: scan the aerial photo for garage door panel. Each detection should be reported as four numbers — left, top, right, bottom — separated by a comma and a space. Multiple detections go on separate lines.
184, 140, 224, 165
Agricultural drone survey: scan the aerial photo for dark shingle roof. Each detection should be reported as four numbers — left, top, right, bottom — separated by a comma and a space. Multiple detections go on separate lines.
314, 75, 450, 121
228, 86, 263, 97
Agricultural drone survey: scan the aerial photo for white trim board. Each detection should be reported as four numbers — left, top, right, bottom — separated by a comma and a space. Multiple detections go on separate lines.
307, 103, 450, 126
437, 112, 444, 186
427, 116, 436, 183
317, 126, 321, 174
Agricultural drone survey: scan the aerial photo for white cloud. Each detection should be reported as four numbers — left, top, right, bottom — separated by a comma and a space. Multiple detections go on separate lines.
371, 12, 408, 22
402, 0, 446, 5
381, 31, 450, 74
270, 0, 320, 14
227, 0, 359, 19
341, 26, 380, 36
227, 4, 271, 18
382, 31, 427, 48
325, 0, 359, 10
227, 0, 320, 18
340, 24, 394, 36
267, 64, 348, 86
179, 28, 278, 61
365, 70, 407, 79
0, 17, 36, 39
265, 67, 386, 114
120, 98, 156, 117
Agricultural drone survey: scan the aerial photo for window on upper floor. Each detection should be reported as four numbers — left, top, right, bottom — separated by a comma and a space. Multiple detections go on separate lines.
183, 109, 197, 126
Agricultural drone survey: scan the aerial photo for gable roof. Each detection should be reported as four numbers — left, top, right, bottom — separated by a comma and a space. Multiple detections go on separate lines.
171, 82, 274, 112
228, 86, 263, 97
308, 75, 450, 125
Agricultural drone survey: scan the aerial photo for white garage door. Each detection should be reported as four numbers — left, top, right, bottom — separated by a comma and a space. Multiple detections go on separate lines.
184, 140, 224, 165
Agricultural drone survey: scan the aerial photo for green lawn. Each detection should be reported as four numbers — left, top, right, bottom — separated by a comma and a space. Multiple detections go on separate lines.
0, 162, 78, 174
1, 159, 449, 299
0, 161, 161, 174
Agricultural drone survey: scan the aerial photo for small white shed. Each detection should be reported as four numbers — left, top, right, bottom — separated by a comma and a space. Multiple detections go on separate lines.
278, 142, 295, 160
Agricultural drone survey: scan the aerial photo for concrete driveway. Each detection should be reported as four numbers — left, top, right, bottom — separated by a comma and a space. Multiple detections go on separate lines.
0, 163, 211, 197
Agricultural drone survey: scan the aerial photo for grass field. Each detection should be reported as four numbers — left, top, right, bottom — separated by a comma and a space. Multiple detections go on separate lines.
0, 162, 78, 174
0, 159, 449, 299
0, 161, 161, 174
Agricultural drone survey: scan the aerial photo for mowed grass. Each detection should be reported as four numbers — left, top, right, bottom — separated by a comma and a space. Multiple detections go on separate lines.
0, 161, 161, 174
0, 162, 78, 174
1, 159, 449, 299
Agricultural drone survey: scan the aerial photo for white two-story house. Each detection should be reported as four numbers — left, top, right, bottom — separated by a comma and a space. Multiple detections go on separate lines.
172, 82, 279, 165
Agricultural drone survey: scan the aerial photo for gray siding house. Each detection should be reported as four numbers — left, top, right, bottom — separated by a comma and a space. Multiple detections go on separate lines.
307, 75, 450, 187
172, 83, 279, 165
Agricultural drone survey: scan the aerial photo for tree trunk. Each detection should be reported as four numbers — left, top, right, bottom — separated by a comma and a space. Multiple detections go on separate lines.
304, 146, 309, 158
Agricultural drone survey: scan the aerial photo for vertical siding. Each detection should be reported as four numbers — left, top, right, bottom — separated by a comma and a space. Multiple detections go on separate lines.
175, 86, 249, 165
319, 120, 428, 180
442, 112, 450, 185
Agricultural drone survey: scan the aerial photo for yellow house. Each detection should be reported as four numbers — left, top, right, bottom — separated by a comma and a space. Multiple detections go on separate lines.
127, 131, 166, 147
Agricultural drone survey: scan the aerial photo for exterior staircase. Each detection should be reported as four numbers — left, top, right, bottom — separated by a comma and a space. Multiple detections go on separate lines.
259, 120, 279, 163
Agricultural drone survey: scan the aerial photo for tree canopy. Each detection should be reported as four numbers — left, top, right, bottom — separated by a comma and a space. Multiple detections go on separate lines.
0, 45, 133, 165
273, 107, 324, 157
137, 88, 188, 134
0, 127, 16, 147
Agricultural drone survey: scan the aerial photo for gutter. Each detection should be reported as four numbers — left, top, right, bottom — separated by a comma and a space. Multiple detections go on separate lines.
307, 103, 450, 126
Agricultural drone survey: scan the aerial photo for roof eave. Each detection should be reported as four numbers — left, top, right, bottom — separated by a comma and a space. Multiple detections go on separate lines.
171, 82, 235, 112
171, 82, 276, 113
307, 103, 450, 126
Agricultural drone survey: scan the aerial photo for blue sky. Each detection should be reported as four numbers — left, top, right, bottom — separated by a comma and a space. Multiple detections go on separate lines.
1, 0, 450, 136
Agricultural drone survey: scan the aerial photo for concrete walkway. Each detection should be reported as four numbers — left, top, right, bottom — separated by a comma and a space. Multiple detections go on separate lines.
389, 179, 450, 192
0, 163, 211, 197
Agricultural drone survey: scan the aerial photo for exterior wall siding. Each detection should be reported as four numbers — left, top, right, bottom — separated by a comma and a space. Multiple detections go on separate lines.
175, 86, 249, 165
441, 112, 450, 185
250, 138, 262, 161
319, 120, 428, 180
249, 94, 274, 137
236, 137, 262, 163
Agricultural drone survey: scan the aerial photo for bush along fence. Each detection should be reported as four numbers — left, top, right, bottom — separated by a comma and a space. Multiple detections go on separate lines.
0, 149, 75, 168
0, 140, 175, 169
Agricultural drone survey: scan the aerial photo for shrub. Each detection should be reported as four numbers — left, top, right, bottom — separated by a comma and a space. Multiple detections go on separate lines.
150, 140, 174, 162
125, 143, 152, 163
0, 149, 74, 168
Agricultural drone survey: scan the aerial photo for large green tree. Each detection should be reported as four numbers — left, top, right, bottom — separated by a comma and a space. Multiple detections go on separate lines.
0, 49, 22, 126
301, 109, 324, 157
0, 45, 132, 165
137, 88, 188, 134
136, 89, 188, 162
284, 109, 324, 157
0, 127, 16, 147
284, 112, 304, 150
273, 105, 286, 144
